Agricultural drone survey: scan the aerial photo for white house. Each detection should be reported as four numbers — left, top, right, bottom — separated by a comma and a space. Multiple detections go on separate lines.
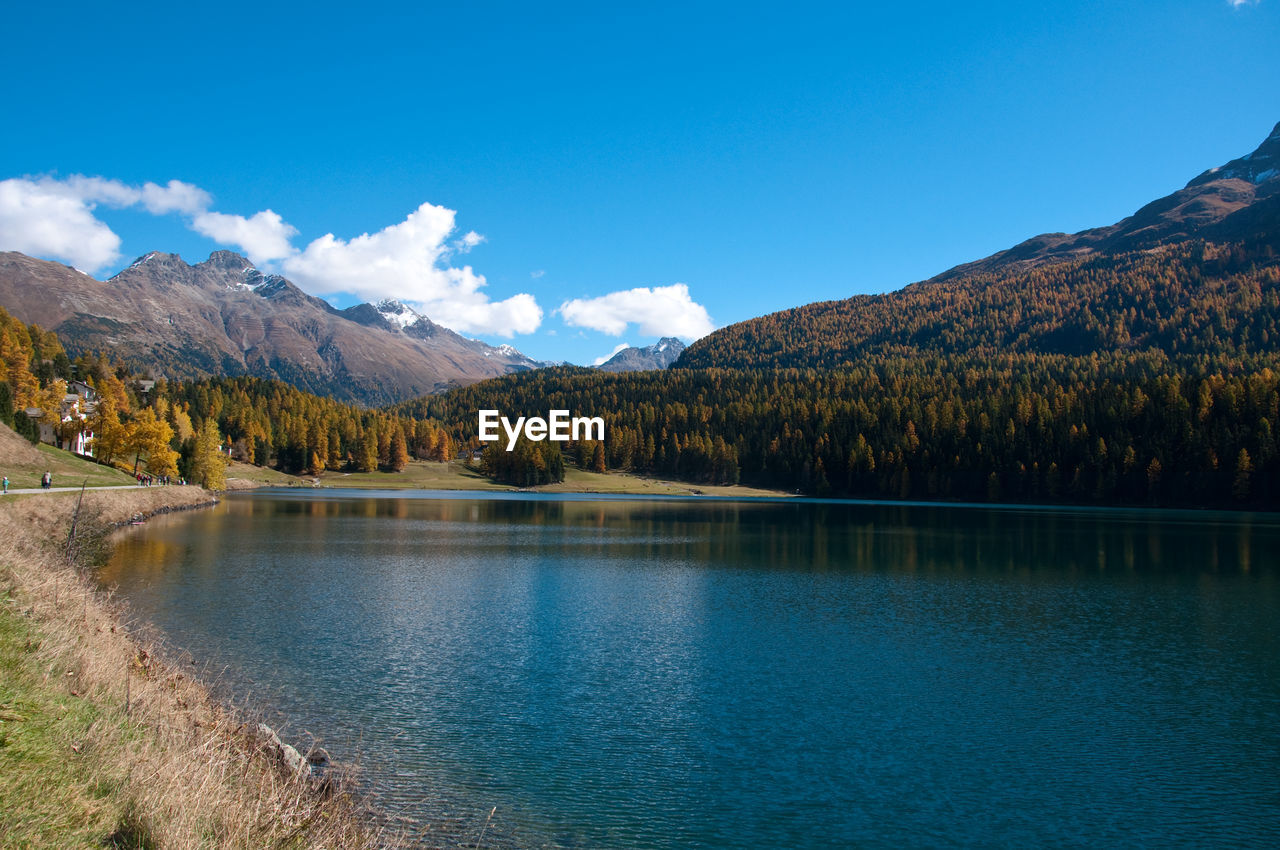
59, 393, 95, 456
68, 380, 99, 402
24, 393, 96, 457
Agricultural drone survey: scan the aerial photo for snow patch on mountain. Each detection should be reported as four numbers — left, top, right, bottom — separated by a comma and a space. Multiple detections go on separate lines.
231, 268, 279, 292
376, 299, 423, 329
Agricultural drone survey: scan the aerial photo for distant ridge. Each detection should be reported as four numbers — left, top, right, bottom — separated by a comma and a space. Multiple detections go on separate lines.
597, 338, 685, 372
932, 121, 1280, 282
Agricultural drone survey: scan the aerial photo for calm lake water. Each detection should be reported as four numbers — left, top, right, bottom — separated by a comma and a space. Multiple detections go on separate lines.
101, 490, 1280, 849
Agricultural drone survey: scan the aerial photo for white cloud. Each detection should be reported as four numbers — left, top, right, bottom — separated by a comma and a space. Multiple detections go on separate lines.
593, 342, 631, 366
1228, 0, 1259, 6
58, 175, 211, 214
281, 202, 543, 337
0, 175, 214, 271
26, 174, 296, 266
530, 269, 546, 279
454, 230, 485, 253
0, 177, 124, 271
192, 209, 298, 264
434, 289, 543, 337
61, 175, 141, 208
558, 283, 714, 340
140, 180, 212, 215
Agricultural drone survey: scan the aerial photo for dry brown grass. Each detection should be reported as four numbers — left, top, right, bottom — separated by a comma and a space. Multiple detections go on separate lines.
0, 488, 397, 849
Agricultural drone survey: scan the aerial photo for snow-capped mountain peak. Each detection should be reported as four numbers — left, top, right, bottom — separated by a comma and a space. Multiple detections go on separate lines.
1188, 121, 1280, 187
482, 343, 524, 359
375, 298, 424, 329
596, 337, 685, 372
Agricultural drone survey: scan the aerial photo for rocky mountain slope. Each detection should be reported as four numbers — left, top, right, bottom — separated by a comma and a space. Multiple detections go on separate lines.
597, 337, 685, 372
932, 122, 1280, 281
0, 250, 542, 406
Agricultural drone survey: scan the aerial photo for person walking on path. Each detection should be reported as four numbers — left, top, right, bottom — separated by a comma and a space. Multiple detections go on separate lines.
41, 471, 51, 490
2, 475, 8, 494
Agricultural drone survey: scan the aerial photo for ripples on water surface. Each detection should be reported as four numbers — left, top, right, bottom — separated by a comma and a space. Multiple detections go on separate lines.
102, 491, 1280, 848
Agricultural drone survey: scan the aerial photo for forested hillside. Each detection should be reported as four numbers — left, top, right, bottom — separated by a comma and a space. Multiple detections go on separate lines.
404, 350, 1278, 507
677, 240, 1280, 370
405, 234, 1280, 508
417, 208, 1276, 508
169, 376, 452, 475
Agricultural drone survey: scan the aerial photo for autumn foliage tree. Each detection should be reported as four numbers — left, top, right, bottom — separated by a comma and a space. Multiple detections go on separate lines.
389, 426, 410, 472
188, 418, 228, 490
124, 406, 178, 477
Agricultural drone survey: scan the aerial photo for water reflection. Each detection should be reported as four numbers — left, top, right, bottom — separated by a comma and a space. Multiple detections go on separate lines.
160, 491, 1278, 582
101, 491, 1280, 849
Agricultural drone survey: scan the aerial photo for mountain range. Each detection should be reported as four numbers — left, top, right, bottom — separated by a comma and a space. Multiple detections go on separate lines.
2, 122, 1276, 409
0, 250, 548, 406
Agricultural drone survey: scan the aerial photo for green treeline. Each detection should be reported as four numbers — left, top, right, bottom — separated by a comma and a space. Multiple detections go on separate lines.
480, 437, 566, 486
402, 351, 1278, 508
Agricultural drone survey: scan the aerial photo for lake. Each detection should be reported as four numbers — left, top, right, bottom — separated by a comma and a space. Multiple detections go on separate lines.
100, 490, 1280, 848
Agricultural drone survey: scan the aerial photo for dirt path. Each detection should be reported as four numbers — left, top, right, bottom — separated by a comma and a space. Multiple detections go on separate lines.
2, 484, 177, 495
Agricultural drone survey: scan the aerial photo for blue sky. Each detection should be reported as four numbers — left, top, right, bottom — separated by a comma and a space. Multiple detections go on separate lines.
1, 1, 1277, 366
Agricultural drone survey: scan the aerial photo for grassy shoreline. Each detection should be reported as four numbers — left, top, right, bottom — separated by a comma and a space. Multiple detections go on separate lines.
227, 457, 793, 500
0, 487, 391, 848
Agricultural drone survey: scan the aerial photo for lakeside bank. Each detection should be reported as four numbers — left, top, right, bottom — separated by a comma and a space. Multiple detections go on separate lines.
0, 486, 393, 848
225, 457, 793, 500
